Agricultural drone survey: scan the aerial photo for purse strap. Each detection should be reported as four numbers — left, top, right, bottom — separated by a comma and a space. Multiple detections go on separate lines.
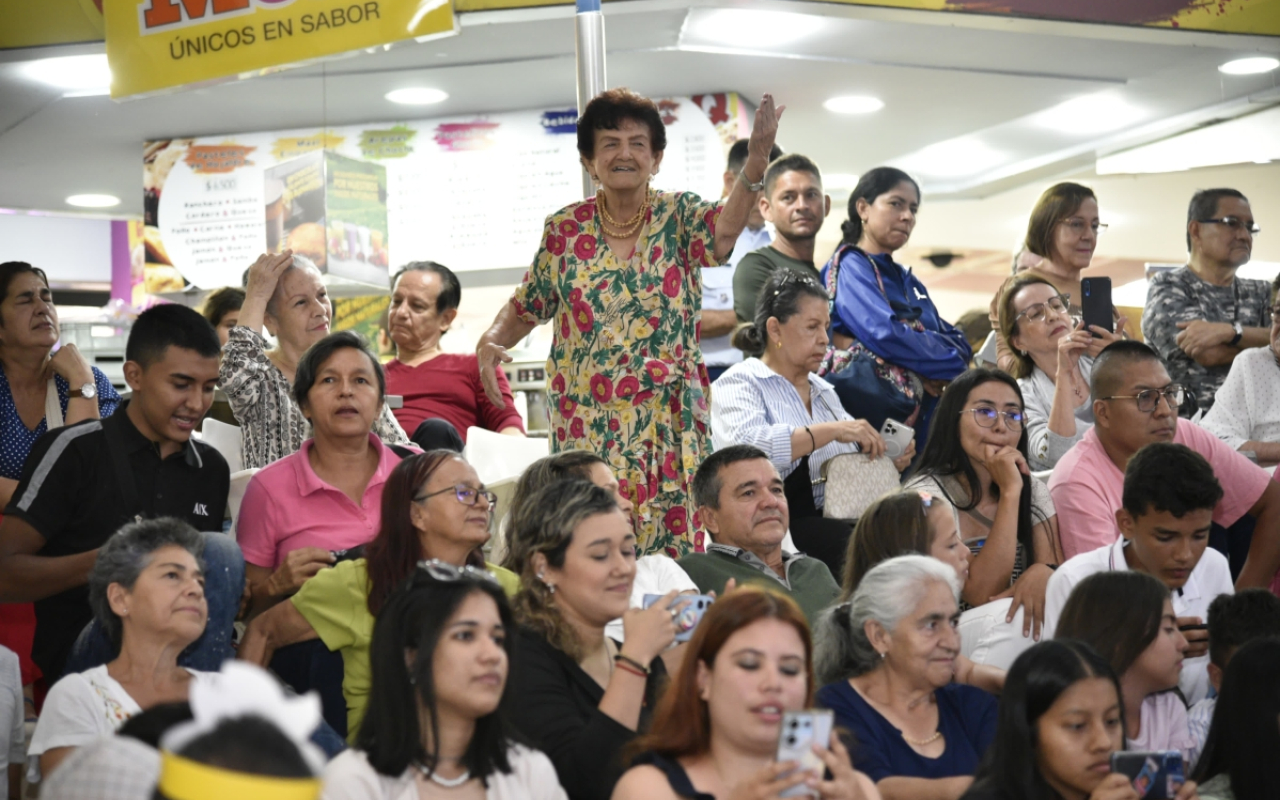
44, 377, 63, 431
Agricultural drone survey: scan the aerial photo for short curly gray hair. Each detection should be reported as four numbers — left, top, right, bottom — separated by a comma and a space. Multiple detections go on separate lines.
88, 518, 205, 647
813, 554, 960, 685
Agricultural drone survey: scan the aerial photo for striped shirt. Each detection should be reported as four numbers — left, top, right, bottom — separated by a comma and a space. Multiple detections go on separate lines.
710, 357, 860, 509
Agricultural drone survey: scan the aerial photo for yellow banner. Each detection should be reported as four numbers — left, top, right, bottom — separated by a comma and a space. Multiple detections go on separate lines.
104, 0, 458, 99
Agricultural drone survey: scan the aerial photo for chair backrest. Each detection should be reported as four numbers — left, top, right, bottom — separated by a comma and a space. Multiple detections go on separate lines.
227, 467, 260, 541
462, 427, 548, 486
201, 418, 244, 475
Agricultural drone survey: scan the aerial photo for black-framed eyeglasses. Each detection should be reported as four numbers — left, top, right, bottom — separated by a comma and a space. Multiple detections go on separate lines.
1014, 293, 1072, 326
416, 559, 499, 586
1060, 219, 1108, 236
414, 484, 498, 508
1099, 385, 1184, 413
1198, 216, 1261, 236
962, 407, 1025, 430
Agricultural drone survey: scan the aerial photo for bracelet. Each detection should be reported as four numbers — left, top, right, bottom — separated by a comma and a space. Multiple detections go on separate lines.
613, 653, 651, 675
805, 426, 817, 454
614, 661, 647, 679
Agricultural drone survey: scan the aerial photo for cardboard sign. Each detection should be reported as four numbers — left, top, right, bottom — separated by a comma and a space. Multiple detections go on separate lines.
105, 0, 457, 99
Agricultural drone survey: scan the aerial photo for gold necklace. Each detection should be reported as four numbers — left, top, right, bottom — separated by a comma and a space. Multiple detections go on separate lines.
597, 190, 650, 238
901, 729, 942, 746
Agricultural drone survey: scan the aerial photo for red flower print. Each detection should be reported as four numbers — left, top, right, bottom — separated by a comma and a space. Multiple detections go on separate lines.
616, 376, 640, 399
590, 373, 614, 403
619, 354, 629, 364
648, 316, 660, 330
559, 219, 580, 237
551, 373, 566, 393
546, 233, 566, 255
571, 300, 595, 333
704, 207, 720, 229
569, 287, 583, 302
650, 246, 663, 262
608, 418, 620, 432
597, 280, 609, 291
662, 265, 681, 298
693, 528, 705, 552
646, 283, 655, 293
575, 204, 594, 222
632, 389, 655, 407
690, 238, 706, 262
560, 313, 570, 338
645, 360, 670, 383
559, 396, 577, 416
635, 482, 648, 505
665, 546, 679, 559
674, 344, 683, 358
557, 427, 566, 441
574, 235, 598, 261
606, 438, 615, 449
663, 506, 688, 535
570, 417, 585, 438
661, 451, 678, 480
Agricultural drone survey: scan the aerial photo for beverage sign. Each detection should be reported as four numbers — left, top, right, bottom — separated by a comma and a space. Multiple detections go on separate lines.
104, 0, 458, 99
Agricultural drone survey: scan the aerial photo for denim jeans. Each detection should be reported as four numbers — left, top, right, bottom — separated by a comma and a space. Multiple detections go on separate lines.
62, 532, 245, 677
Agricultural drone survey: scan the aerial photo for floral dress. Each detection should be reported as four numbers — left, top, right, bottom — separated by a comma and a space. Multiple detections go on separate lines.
511, 191, 721, 557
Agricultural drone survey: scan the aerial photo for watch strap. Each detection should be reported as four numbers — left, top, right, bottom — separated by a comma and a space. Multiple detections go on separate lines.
739, 170, 765, 192
1230, 322, 1244, 347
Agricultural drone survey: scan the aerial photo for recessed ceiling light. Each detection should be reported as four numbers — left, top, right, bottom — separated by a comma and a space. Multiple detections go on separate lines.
66, 194, 120, 208
1034, 92, 1144, 135
689, 10, 825, 48
384, 87, 448, 105
1219, 56, 1280, 75
824, 96, 884, 115
21, 54, 111, 92
902, 139, 1005, 178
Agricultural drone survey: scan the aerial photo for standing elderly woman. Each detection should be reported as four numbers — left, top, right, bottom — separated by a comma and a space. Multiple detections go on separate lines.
997, 273, 1124, 471
221, 250, 407, 470
27, 518, 213, 782
822, 168, 971, 448
236, 331, 406, 620
477, 90, 782, 556
815, 555, 998, 800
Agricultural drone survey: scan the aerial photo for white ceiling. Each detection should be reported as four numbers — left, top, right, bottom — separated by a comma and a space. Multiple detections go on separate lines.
1, 0, 1278, 217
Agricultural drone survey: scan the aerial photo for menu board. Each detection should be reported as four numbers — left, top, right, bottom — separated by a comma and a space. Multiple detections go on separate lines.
142, 94, 749, 293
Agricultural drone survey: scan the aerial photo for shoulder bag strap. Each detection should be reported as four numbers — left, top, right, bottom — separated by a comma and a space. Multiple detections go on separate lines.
44, 377, 63, 431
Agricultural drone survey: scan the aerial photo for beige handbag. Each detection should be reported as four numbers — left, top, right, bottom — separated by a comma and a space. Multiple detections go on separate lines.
814, 453, 902, 520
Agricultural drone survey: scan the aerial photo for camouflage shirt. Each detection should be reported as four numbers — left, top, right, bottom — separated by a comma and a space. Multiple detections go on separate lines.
1142, 266, 1272, 415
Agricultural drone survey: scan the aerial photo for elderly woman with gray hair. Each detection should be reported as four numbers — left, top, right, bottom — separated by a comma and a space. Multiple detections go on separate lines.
27, 518, 214, 783
815, 555, 997, 800
221, 250, 407, 470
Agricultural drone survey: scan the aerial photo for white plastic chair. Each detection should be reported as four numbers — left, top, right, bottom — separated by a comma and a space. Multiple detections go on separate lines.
201, 418, 244, 475
227, 468, 260, 542
462, 427, 549, 486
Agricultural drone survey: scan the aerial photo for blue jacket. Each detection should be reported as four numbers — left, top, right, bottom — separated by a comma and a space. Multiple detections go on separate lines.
822, 246, 971, 380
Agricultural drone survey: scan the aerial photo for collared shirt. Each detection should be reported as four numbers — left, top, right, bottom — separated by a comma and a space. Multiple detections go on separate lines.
711, 357, 860, 509
705, 542, 804, 589
235, 433, 402, 570
1043, 536, 1234, 705
701, 225, 773, 367
4, 402, 229, 679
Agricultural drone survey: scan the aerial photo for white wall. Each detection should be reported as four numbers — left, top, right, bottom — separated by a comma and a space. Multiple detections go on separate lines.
0, 213, 112, 285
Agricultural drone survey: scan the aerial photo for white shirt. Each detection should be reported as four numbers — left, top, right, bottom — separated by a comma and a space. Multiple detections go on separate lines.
701, 225, 773, 367
1043, 537, 1233, 705
605, 555, 699, 641
1200, 346, 1280, 452
0, 647, 23, 774
321, 744, 568, 800
711, 357, 860, 509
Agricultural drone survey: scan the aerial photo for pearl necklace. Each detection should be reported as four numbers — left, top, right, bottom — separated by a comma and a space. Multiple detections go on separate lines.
900, 729, 942, 746
415, 761, 471, 789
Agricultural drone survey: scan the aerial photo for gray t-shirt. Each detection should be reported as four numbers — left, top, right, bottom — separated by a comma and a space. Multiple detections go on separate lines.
1142, 266, 1272, 414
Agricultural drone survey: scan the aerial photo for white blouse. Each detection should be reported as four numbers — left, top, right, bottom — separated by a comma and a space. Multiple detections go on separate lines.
1200, 346, 1280, 453
322, 745, 568, 800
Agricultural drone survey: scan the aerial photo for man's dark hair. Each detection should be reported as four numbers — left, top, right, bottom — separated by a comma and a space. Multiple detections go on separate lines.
726, 138, 783, 176
392, 261, 462, 313
125, 303, 221, 368
1122, 442, 1223, 519
174, 716, 314, 779
291, 330, 386, 410
1187, 188, 1248, 251
200, 287, 245, 328
576, 88, 666, 160
692, 444, 770, 510
1090, 340, 1163, 402
1206, 589, 1280, 669
763, 153, 822, 197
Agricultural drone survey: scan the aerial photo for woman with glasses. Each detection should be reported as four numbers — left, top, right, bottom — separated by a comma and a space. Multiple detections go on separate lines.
996, 273, 1125, 471
321, 562, 568, 800
988, 183, 1122, 375
240, 450, 518, 743
905, 369, 1063, 666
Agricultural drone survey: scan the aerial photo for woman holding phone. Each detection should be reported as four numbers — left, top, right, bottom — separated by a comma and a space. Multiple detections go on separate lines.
613, 586, 878, 800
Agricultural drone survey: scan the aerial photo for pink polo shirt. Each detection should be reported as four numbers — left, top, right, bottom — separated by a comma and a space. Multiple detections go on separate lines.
236, 434, 402, 570
1048, 419, 1269, 560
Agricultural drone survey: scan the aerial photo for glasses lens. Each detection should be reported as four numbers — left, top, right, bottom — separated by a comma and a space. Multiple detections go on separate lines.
973, 408, 997, 427
1047, 297, 1068, 314
455, 486, 477, 505
1005, 411, 1025, 428
1167, 387, 1184, 408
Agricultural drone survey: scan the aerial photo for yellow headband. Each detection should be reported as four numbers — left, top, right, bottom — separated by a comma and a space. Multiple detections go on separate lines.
158, 752, 320, 800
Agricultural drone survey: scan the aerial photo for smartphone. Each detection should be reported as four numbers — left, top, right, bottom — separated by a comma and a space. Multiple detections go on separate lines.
1110, 751, 1184, 799
775, 710, 834, 798
1081, 277, 1113, 334
879, 419, 916, 460
642, 593, 714, 643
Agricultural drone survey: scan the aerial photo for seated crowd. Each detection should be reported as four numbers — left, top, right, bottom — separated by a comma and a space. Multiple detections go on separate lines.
0, 101, 1276, 800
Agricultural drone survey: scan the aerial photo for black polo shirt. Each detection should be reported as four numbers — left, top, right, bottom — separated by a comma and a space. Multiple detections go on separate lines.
4, 401, 229, 678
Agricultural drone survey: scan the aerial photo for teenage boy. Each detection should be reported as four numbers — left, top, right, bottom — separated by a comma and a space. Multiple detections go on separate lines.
1186, 589, 1280, 767
1044, 442, 1234, 704
0, 304, 241, 680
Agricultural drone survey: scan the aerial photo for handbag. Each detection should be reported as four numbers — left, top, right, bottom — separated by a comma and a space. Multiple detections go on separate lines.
814, 452, 902, 520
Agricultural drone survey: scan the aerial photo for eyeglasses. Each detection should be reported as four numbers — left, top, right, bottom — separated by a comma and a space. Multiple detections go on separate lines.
1098, 385, 1184, 413
1198, 217, 1261, 236
416, 559, 499, 586
1060, 219, 1108, 236
962, 407, 1025, 430
414, 484, 498, 508
1014, 293, 1072, 326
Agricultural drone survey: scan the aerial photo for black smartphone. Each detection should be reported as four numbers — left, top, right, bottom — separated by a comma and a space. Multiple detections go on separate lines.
1110, 751, 1184, 799
1081, 277, 1113, 334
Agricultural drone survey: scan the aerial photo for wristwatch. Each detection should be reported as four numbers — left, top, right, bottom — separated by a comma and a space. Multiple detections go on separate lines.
739, 170, 765, 192
1229, 321, 1244, 347
69, 382, 96, 400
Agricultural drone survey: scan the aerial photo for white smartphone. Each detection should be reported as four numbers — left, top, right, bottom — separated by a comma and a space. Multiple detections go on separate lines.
879, 418, 916, 460
775, 709, 834, 798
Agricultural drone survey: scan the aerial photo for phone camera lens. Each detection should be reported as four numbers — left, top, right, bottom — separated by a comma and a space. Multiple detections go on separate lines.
786, 735, 797, 747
